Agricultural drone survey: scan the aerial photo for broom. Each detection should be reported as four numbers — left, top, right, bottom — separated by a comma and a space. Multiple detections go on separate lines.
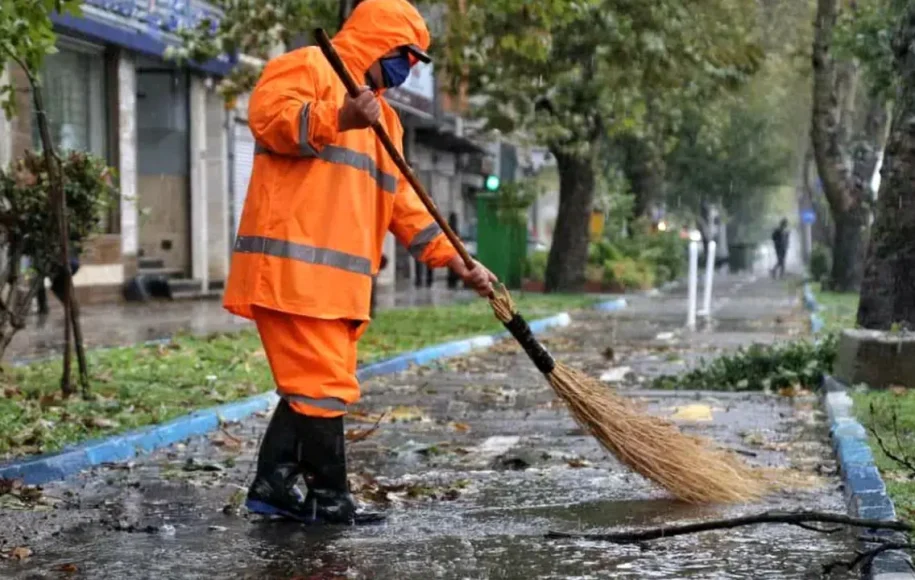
314, 29, 768, 504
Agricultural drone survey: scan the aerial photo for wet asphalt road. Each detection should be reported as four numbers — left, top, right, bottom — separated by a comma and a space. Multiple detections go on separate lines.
0, 275, 856, 579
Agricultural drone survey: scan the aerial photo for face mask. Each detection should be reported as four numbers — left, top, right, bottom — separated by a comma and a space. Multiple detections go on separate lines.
379, 54, 411, 88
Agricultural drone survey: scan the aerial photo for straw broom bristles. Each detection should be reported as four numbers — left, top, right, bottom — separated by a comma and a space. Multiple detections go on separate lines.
487, 286, 770, 505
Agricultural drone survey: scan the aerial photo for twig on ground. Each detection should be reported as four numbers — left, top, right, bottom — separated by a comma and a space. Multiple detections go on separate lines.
346, 412, 387, 443
822, 539, 915, 576
794, 522, 842, 534
545, 510, 913, 544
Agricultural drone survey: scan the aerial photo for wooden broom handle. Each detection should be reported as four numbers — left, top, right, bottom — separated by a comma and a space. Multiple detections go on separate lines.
314, 28, 476, 270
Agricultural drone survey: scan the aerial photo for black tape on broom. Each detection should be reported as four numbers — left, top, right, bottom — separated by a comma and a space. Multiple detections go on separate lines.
503, 314, 556, 374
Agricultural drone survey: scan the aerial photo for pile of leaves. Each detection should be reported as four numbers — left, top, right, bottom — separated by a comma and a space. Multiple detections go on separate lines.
349, 472, 471, 506
652, 334, 838, 392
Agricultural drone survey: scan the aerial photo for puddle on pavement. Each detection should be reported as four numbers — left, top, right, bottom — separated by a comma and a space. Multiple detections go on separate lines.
5, 472, 857, 580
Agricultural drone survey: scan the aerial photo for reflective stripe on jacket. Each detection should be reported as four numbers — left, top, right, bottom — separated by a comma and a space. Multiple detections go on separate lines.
223, 0, 457, 322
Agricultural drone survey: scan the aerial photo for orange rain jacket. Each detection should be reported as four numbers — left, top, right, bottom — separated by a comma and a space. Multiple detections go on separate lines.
223, 0, 457, 323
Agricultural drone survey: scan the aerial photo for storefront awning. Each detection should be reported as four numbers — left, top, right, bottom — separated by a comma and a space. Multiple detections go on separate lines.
52, 1, 234, 76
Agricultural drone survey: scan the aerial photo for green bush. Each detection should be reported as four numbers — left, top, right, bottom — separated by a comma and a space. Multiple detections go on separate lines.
588, 239, 624, 265
585, 264, 604, 284
524, 249, 549, 281
652, 333, 838, 391
810, 244, 831, 282
603, 258, 656, 290
598, 228, 687, 285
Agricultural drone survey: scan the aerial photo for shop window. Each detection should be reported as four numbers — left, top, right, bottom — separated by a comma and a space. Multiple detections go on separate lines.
32, 39, 113, 231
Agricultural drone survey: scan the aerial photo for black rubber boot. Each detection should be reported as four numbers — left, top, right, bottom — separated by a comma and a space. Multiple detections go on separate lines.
245, 399, 309, 520
299, 415, 386, 526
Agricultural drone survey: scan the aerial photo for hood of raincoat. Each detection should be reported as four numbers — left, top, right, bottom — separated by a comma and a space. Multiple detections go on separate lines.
331, 0, 431, 86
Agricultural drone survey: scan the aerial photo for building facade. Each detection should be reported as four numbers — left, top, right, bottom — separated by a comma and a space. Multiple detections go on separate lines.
1, 0, 497, 304
1, 0, 233, 305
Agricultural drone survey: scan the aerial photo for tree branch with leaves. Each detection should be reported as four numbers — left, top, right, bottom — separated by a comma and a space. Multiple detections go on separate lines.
434, 0, 764, 292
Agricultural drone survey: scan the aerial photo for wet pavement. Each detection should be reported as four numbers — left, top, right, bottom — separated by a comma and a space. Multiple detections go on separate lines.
7, 284, 476, 364
0, 274, 855, 579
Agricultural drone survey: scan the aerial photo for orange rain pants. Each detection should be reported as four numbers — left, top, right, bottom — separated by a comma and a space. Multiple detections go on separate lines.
253, 306, 368, 418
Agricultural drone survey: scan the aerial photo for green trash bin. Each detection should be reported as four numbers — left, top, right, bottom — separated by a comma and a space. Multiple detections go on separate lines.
475, 194, 528, 289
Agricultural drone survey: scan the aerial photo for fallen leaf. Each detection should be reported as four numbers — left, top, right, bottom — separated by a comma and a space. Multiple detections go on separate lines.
450, 422, 470, 433
566, 457, 590, 468
9, 546, 31, 560
210, 429, 242, 450
39, 394, 60, 409
17, 486, 43, 503
87, 417, 120, 429
669, 404, 714, 422
0, 477, 21, 495
388, 406, 429, 423
345, 428, 377, 442
56, 563, 79, 573
889, 385, 908, 395
183, 458, 224, 472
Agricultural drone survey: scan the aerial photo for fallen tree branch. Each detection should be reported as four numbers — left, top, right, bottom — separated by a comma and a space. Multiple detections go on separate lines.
545, 511, 913, 544
822, 539, 915, 576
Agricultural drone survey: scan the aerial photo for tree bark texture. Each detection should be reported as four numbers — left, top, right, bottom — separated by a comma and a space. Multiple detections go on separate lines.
811, 0, 871, 292
857, 7, 915, 330
852, 98, 890, 190
545, 150, 595, 293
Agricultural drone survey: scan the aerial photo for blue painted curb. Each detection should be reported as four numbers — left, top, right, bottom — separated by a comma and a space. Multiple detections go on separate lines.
0, 304, 611, 486
593, 297, 628, 313
809, 283, 913, 579
822, 375, 915, 579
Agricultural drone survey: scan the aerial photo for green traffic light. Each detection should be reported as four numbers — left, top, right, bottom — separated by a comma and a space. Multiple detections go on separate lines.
485, 175, 500, 191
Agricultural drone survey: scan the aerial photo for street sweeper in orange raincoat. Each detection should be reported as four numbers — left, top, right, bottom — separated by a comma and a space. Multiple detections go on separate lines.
222, 0, 497, 525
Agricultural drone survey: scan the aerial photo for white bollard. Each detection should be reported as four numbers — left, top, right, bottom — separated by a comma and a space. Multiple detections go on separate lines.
687, 238, 699, 330
699, 240, 716, 317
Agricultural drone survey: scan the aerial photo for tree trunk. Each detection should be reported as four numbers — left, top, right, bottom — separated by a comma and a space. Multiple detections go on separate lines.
545, 149, 595, 293
13, 60, 88, 395
810, 0, 868, 291
852, 98, 890, 189
828, 207, 867, 292
857, 6, 915, 330
620, 135, 664, 219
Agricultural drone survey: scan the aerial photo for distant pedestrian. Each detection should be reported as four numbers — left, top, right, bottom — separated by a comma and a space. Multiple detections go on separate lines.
770, 218, 789, 279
